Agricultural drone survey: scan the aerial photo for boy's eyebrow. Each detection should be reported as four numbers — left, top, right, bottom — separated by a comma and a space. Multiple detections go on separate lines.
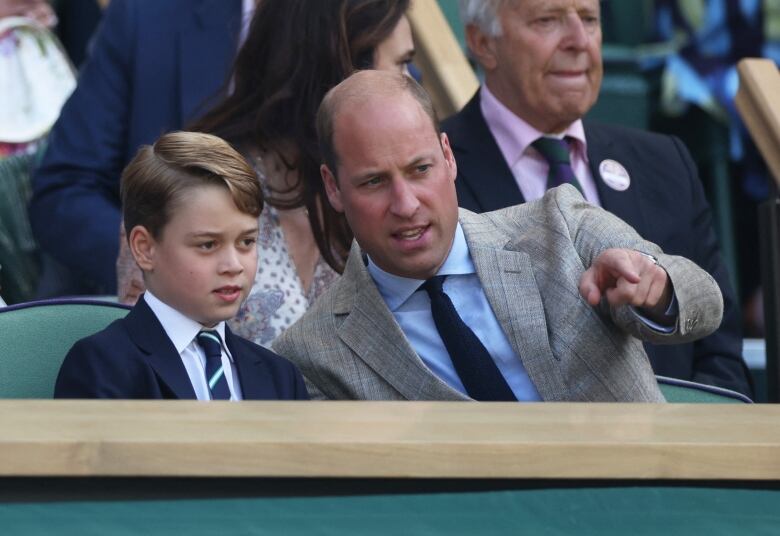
187, 226, 259, 239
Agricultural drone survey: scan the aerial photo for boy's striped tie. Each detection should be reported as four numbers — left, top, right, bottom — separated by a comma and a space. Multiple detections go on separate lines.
196, 330, 231, 400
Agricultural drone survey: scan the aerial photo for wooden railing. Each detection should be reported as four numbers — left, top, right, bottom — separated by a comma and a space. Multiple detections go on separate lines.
1, 401, 779, 480
408, 0, 478, 118
735, 58, 780, 188
735, 58, 780, 403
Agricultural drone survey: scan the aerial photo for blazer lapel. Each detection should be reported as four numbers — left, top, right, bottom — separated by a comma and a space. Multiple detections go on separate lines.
447, 92, 525, 212
177, 0, 242, 123
460, 211, 568, 401
334, 244, 468, 400
586, 122, 649, 237
125, 298, 197, 399
224, 327, 276, 400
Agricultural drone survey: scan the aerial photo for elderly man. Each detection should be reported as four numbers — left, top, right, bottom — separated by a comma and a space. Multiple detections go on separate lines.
274, 70, 723, 402
440, 0, 752, 396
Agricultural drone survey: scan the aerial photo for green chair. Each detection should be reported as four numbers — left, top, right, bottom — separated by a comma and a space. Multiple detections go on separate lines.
656, 375, 753, 403
0, 299, 131, 398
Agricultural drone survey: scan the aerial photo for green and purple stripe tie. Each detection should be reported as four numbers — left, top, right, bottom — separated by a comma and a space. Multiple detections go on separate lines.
532, 136, 584, 195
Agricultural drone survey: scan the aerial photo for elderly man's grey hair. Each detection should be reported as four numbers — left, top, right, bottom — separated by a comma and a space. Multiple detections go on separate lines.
458, 0, 509, 37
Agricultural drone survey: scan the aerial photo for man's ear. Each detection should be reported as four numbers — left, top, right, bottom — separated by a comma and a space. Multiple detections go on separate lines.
440, 132, 458, 183
321, 164, 344, 213
128, 225, 156, 272
465, 23, 498, 72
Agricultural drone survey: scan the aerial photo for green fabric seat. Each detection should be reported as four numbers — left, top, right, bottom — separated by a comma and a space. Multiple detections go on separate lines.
656, 375, 753, 403
0, 299, 130, 398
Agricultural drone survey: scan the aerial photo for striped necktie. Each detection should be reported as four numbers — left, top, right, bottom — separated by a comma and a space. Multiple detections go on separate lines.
532, 136, 584, 194
196, 330, 231, 400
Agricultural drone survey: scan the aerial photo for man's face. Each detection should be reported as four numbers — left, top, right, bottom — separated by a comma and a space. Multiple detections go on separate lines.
476, 0, 602, 133
322, 93, 459, 280
139, 185, 259, 327
373, 15, 415, 75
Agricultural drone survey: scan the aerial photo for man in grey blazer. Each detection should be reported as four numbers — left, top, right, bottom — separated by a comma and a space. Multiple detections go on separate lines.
273, 71, 723, 402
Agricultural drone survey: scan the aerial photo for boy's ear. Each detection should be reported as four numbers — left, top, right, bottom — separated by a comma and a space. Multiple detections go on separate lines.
128, 225, 156, 272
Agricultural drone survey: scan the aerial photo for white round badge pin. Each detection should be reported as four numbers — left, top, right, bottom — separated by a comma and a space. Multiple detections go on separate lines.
598, 159, 631, 191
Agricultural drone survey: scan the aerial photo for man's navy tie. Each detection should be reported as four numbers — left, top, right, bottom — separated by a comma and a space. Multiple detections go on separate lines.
532, 136, 584, 194
421, 275, 517, 401
196, 330, 231, 400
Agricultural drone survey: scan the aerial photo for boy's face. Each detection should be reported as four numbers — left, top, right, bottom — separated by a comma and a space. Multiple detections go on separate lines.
138, 184, 259, 327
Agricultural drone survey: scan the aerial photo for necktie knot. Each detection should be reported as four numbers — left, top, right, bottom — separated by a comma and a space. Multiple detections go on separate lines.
421, 275, 447, 297
531, 136, 583, 193
532, 136, 572, 165
196, 330, 222, 360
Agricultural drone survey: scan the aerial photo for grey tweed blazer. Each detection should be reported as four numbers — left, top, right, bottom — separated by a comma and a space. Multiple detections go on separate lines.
274, 186, 723, 402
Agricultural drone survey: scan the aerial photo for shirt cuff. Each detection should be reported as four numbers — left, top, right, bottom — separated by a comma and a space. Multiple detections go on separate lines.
630, 293, 679, 333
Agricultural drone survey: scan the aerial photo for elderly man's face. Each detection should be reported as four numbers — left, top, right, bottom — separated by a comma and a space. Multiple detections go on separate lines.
322, 93, 459, 280
475, 0, 602, 133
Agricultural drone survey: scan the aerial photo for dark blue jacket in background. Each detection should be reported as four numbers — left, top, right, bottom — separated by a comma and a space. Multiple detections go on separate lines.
31, 0, 242, 292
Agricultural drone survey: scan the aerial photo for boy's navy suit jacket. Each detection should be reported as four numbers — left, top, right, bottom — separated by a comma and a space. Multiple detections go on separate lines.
54, 297, 309, 400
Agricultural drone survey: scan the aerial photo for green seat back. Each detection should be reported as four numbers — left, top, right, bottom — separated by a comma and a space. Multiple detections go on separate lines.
657, 375, 752, 404
0, 300, 130, 398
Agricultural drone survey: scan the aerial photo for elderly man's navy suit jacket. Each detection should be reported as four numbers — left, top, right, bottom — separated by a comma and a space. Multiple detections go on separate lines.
441, 91, 752, 397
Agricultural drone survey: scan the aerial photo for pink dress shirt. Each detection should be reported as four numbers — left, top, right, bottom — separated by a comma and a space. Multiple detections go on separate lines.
479, 85, 602, 206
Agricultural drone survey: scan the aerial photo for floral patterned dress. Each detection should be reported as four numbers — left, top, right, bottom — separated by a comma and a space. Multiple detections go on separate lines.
228, 157, 339, 347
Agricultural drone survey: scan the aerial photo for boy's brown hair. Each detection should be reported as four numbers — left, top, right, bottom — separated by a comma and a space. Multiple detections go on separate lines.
120, 131, 262, 239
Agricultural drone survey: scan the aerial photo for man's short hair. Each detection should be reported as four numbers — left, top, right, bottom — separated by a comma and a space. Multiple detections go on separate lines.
458, 0, 507, 37
316, 71, 441, 180
120, 131, 263, 239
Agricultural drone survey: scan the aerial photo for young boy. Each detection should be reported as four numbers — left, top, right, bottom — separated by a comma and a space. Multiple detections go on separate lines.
54, 131, 308, 400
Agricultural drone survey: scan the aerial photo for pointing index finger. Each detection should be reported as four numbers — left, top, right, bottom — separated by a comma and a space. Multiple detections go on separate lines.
600, 249, 640, 284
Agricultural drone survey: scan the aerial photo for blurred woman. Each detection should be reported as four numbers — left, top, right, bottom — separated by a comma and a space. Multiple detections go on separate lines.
119, 0, 414, 346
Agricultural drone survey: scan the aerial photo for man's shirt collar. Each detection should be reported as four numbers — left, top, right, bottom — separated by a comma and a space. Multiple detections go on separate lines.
367, 223, 475, 311
479, 84, 588, 167
143, 290, 228, 355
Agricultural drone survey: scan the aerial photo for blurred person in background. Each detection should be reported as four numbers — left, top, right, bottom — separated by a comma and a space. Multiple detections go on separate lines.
29, 0, 247, 297
0, 0, 55, 26
53, 0, 102, 69
1, 0, 60, 159
1, 0, 74, 304
652, 0, 778, 337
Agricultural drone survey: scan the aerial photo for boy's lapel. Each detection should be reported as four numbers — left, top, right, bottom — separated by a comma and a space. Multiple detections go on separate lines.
125, 298, 198, 399
224, 327, 275, 400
